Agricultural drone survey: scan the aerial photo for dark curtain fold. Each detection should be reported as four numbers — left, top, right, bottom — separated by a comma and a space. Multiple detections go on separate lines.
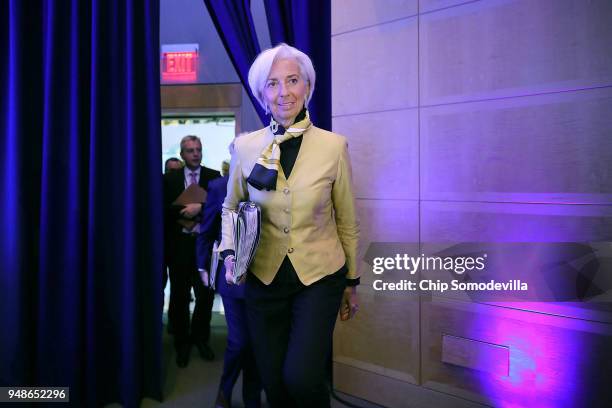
0, 0, 163, 406
263, 0, 332, 131
203, 0, 268, 124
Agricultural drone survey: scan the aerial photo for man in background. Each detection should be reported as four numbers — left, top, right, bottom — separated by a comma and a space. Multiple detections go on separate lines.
197, 148, 261, 407
163, 157, 183, 332
164, 157, 183, 174
164, 136, 220, 367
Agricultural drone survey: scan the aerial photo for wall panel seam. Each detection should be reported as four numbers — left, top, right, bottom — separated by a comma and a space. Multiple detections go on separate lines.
331, 14, 418, 38
417, 0, 423, 388
356, 198, 420, 203
420, 84, 612, 110
333, 106, 419, 119
419, 0, 482, 16
420, 199, 612, 207
430, 298, 612, 325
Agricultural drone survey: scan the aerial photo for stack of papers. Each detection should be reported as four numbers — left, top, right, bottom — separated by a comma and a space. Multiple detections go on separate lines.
209, 241, 220, 289
230, 201, 261, 283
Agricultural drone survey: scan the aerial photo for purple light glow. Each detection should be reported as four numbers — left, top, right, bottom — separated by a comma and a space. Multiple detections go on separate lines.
470, 304, 588, 408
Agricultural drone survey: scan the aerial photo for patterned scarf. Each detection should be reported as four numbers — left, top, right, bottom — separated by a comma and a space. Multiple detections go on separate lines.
246, 109, 311, 191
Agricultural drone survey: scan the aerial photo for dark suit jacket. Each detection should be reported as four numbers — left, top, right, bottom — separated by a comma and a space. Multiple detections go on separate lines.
163, 166, 221, 265
196, 176, 245, 298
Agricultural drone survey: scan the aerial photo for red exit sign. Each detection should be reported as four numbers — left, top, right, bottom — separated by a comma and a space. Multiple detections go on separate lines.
161, 44, 198, 82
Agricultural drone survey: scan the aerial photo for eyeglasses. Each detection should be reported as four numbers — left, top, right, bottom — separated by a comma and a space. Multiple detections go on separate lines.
183, 148, 202, 154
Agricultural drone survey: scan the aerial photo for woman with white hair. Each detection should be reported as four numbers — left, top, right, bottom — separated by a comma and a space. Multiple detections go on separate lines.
219, 43, 360, 408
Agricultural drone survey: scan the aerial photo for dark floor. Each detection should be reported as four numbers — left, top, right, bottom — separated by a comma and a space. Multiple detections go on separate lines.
125, 307, 384, 408
104, 300, 486, 408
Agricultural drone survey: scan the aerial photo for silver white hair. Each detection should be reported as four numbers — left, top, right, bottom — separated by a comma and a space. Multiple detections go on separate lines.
247, 43, 316, 113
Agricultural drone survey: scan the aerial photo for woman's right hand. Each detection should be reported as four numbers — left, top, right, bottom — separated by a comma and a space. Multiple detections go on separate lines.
224, 255, 246, 285
340, 286, 359, 321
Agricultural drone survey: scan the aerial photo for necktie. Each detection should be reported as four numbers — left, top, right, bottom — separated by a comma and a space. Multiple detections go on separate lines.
189, 172, 197, 186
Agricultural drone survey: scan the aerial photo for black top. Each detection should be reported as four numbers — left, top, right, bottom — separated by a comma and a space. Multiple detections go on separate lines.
274, 107, 306, 179
279, 136, 303, 178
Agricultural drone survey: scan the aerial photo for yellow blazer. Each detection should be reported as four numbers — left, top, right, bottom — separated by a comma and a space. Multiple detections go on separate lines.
219, 125, 360, 286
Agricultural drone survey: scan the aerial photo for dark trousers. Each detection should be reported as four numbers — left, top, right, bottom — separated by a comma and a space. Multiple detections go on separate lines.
245, 257, 347, 408
169, 233, 214, 347
220, 295, 262, 407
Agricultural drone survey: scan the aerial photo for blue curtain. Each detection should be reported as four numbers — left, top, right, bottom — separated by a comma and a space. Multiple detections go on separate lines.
0, 0, 163, 406
203, 0, 332, 129
203, 0, 267, 124
263, 0, 332, 131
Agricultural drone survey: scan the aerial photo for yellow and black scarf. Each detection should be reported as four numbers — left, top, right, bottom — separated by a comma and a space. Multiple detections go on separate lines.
246, 109, 311, 191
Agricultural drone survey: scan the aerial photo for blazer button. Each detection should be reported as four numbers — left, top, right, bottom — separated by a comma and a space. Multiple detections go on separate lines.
283, 188, 290, 195
284, 208, 290, 214
283, 227, 290, 233
288, 247, 294, 253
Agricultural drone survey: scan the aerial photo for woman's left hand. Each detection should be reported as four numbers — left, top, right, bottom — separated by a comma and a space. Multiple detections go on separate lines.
340, 286, 359, 321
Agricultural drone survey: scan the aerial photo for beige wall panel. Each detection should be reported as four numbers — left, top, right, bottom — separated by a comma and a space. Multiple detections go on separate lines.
334, 292, 420, 384
420, 87, 612, 204
421, 201, 612, 243
334, 110, 419, 200
332, 18, 418, 116
330, 0, 612, 405
354, 199, 419, 291
334, 362, 488, 408
334, 199, 420, 395
332, 0, 417, 34
421, 298, 612, 407
421, 200, 612, 320
415, 245, 612, 323
420, 0, 612, 105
